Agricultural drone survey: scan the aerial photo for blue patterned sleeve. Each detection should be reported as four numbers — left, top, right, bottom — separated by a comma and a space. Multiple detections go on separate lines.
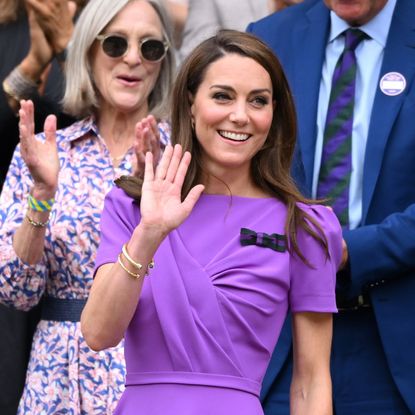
0, 143, 48, 310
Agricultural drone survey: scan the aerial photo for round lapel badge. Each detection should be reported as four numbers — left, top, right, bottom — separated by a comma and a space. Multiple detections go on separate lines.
379, 72, 406, 96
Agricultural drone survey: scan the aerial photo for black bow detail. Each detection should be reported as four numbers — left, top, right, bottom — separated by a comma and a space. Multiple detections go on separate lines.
240, 228, 287, 252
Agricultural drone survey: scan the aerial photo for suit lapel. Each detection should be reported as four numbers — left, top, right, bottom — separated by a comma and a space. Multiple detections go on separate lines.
293, 2, 330, 193
362, 0, 415, 222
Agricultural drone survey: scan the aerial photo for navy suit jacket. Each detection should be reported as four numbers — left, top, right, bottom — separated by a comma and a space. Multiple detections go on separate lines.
248, 0, 415, 412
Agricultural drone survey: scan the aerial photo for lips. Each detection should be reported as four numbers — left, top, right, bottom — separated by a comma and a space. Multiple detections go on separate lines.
218, 130, 251, 142
117, 74, 141, 84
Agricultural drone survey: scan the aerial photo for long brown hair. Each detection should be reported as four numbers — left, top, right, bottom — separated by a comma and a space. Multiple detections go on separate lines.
118, 30, 328, 264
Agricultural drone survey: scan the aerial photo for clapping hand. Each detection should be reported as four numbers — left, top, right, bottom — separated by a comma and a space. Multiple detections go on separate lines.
19, 100, 60, 196
139, 144, 204, 237
25, 0, 77, 56
133, 115, 162, 177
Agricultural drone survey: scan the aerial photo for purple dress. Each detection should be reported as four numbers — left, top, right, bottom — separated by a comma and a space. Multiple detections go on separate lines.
95, 187, 342, 415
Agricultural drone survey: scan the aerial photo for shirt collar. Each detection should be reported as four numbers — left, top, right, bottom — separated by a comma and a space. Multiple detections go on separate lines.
59, 116, 99, 143
328, 0, 397, 48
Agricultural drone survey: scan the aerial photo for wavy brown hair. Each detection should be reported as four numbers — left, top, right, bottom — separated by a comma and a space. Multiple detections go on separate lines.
118, 29, 328, 264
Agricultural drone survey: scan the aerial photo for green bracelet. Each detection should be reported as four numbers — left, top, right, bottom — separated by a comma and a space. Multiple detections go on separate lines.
28, 194, 55, 212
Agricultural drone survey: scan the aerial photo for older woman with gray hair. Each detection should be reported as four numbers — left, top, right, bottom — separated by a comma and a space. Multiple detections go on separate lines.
0, 0, 174, 413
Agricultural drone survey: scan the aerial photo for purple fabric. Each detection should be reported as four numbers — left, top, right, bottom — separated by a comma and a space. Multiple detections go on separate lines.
95, 188, 342, 414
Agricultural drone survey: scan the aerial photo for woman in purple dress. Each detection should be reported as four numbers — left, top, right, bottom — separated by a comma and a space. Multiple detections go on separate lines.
82, 30, 342, 414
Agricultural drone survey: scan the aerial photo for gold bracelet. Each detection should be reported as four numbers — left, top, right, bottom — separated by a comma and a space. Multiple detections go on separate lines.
117, 254, 142, 279
122, 243, 155, 275
26, 213, 49, 228
122, 243, 143, 270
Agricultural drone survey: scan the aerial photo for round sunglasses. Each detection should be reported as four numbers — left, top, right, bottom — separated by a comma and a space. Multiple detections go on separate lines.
96, 34, 169, 62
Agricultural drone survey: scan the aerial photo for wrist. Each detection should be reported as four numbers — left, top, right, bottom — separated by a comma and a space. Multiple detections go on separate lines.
31, 186, 57, 201
131, 222, 167, 252
19, 57, 46, 84
2, 66, 39, 104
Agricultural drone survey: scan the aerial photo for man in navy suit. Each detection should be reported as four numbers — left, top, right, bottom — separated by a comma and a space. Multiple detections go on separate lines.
248, 0, 415, 413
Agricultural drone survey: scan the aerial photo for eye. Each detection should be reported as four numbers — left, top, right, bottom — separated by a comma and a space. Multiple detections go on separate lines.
250, 96, 269, 108
212, 92, 232, 102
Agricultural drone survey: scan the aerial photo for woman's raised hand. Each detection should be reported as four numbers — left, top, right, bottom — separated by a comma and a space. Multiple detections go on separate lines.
139, 144, 204, 237
19, 100, 60, 197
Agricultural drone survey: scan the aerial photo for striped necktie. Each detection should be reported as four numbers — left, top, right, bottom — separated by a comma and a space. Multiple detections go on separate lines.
317, 29, 367, 227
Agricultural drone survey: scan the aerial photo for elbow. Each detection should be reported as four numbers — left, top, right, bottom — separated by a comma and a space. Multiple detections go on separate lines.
80, 314, 121, 352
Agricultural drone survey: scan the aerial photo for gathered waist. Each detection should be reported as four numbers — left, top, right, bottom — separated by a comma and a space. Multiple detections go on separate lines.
125, 371, 261, 397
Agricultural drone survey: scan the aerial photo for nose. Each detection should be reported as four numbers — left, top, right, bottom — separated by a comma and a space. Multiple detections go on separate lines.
123, 43, 142, 66
229, 103, 249, 125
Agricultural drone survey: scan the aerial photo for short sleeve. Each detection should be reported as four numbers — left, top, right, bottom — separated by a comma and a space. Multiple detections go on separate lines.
289, 204, 342, 313
94, 187, 140, 274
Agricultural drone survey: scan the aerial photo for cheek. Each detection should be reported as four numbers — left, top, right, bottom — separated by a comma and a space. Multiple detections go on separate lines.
194, 105, 226, 127
144, 63, 162, 89
254, 111, 274, 134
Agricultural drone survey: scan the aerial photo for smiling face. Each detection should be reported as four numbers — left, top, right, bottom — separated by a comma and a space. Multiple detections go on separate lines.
91, 0, 164, 119
190, 54, 274, 181
324, 0, 387, 26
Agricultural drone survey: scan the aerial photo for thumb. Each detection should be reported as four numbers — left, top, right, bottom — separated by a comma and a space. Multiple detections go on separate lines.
68, 1, 77, 19
44, 114, 57, 144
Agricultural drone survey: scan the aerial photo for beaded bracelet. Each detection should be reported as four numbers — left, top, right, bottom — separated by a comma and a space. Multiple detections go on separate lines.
26, 213, 49, 228
117, 254, 142, 279
28, 194, 55, 212
2, 66, 40, 102
122, 243, 154, 275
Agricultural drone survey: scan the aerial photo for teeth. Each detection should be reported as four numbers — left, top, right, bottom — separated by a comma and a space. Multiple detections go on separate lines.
218, 130, 250, 141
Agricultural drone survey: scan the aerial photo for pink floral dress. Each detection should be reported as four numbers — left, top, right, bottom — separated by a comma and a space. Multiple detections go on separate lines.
0, 117, 169, 414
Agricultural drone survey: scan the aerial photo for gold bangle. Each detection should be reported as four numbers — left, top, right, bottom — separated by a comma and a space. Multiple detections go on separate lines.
122, 243, 143, 270
122, 243, 155, 275
26, 213, 49, 228
117, 254, 142, 279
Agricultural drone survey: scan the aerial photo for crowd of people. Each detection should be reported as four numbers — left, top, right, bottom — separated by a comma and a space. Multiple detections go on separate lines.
0, 0, 413, 414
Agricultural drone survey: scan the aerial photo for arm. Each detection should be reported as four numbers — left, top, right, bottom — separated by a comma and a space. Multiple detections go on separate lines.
339, 204, 415, 298
81, 145, 204, 351
290, 312, 333, 415
2, 0, 77, 113
13, 100, 59, 264
0, 103, 58, 309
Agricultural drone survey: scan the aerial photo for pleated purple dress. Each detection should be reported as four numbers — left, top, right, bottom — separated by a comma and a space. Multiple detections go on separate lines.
95, 187, 342, 415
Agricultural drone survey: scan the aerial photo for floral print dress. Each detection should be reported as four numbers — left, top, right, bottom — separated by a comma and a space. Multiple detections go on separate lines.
0, 117, 169, 415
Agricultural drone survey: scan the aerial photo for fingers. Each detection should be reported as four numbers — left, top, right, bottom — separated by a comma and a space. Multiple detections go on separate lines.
164, 145, 182, 183
155, 145, 173, 181
182, 184, 205, 213
44, 114, 57, 144
68, 1, 77, 18
25, 0, 49, 15
154, 145, 192, 187
143, 151, 154, 182
172, 150, 191, 189
135, 115, 159, 154
19, 100, 35, 142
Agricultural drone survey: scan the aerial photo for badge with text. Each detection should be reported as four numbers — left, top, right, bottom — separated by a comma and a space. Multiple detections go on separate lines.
379, 72, 406, 96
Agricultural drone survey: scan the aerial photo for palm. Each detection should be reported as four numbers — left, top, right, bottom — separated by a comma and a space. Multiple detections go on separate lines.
19, 100, 60, 191
140, 145, 204, 235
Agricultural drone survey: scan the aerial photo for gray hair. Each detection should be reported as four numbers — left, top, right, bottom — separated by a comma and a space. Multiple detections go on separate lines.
63, 0, 175, 119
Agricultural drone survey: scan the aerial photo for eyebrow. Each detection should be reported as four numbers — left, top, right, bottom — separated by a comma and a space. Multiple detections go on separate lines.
209, 85, 272, 94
